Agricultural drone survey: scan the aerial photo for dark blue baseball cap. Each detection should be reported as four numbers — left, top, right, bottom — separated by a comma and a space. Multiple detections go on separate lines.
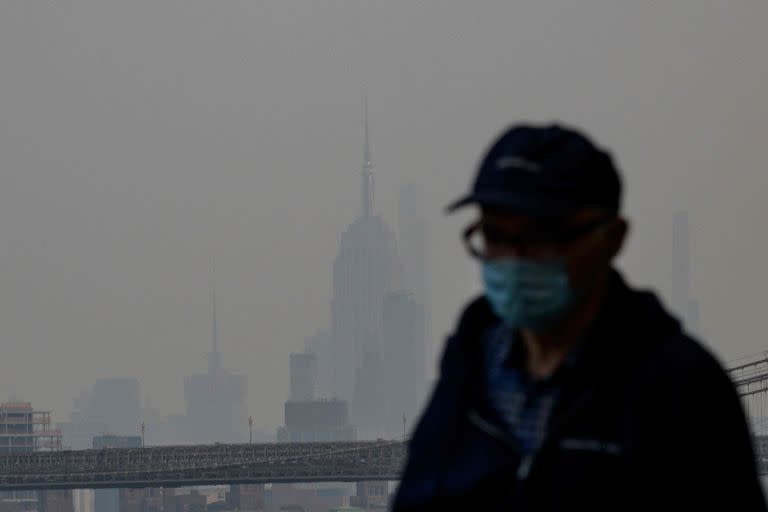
446, 124, 622, 217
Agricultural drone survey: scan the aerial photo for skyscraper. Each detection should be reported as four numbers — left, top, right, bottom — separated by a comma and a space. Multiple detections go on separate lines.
397, 183, 428, 308
289, 352, 318, 402
330, 104, 400, 434
171, 288, 247, 443
396, 182, 430, 411
304, 329, 333, 398
671, 210, 700, 336
59, 378, 139, 450
381, 290, 426, 434
277, 352, 355, 442
89, 378, 140, 435
671, 210, 691, 316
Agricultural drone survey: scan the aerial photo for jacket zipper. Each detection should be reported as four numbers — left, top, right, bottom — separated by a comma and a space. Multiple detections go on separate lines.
467, 381, 601, 484
467, 409, 535, 481
467, 409, 515, 448
518, 383, 600, 480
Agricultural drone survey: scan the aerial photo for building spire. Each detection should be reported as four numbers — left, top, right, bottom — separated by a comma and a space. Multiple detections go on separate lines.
361, 96, 374, 217
364, 97, 371, 170
208, 259, 220, 375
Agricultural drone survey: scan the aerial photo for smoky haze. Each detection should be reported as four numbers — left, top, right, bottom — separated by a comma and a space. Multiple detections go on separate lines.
0, 1, 766, 436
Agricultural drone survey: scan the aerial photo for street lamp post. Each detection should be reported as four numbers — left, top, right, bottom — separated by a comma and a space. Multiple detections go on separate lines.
248, 416, 253, 444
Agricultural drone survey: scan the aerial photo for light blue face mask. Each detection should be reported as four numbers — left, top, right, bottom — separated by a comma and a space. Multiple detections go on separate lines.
481, 258, 577, 330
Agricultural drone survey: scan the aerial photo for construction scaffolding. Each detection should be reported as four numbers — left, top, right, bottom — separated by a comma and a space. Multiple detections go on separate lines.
0, 403, 62, 455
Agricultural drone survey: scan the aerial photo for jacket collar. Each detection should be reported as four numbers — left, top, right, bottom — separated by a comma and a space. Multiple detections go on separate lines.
447, 270, 682, 396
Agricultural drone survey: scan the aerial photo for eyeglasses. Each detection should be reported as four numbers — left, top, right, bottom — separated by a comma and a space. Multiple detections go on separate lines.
462, 217, 612, 260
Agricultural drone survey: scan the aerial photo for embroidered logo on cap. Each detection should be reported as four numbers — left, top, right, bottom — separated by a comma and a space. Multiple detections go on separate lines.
496, 156, 541, 173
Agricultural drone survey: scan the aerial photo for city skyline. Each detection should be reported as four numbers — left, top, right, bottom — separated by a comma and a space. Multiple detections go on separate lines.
0, 2, 766, 434
53, 111, 430, 444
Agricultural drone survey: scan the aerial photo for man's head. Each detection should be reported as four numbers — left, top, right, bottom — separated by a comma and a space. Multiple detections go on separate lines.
448, 124, 628, 331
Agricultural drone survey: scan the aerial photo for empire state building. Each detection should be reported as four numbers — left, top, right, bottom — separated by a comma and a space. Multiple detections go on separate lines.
330, 106, 400, 434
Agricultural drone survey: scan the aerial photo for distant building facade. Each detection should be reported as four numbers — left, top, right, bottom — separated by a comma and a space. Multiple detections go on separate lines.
350, 481, 389, 510
289, 352, 318, 402
169, 290, 248, 444
178, 361, 247, 443
92, 435, 142, 512
396, 183, 431, 424
381, 290, 426, 434
397, 183, 429, 309
671, 210, 701, 336
269, 483, 352, 512
303, 108, 432, 438
227, 484, 265, 511
89, 379, 140, 435
72, 489, 93, 512
329, 108, 404, 437
0, 402, 70, 512
304, 329, 333, 399
278, 352, 355, 442
0, 402, 62, 454
60, 378, 140, 450
332, 214, 400, 430
161, 489, 206, 512
277, 399, 355, 442
325, 108, 436, 438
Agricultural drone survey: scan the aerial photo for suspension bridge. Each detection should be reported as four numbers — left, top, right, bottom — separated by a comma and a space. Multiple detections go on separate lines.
728, 352, 768, 467
0, 355, 767, 492
0, 440, 405, 491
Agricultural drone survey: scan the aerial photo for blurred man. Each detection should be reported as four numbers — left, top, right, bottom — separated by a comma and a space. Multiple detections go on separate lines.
393, 125, 766, 511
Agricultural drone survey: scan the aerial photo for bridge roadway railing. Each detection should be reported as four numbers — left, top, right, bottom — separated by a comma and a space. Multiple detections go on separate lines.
0, 440, 407, 491
1, 434, 767, 492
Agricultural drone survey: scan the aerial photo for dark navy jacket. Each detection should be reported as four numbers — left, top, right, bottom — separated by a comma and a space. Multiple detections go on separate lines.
393, 271, 766, 511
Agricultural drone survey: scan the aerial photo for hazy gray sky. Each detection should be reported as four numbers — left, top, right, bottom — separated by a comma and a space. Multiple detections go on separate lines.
0, 1, 766, 433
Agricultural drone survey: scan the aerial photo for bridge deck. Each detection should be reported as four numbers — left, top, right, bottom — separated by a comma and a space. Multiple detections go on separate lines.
0, 441, 406, 491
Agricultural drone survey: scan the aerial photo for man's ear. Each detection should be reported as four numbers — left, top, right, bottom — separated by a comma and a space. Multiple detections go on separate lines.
567, 216, 629, 285
604, 217, 629, 262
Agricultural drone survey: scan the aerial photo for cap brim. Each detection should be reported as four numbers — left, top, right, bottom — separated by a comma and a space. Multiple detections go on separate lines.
445, 190, 579, 217
444, 195, 476, 213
